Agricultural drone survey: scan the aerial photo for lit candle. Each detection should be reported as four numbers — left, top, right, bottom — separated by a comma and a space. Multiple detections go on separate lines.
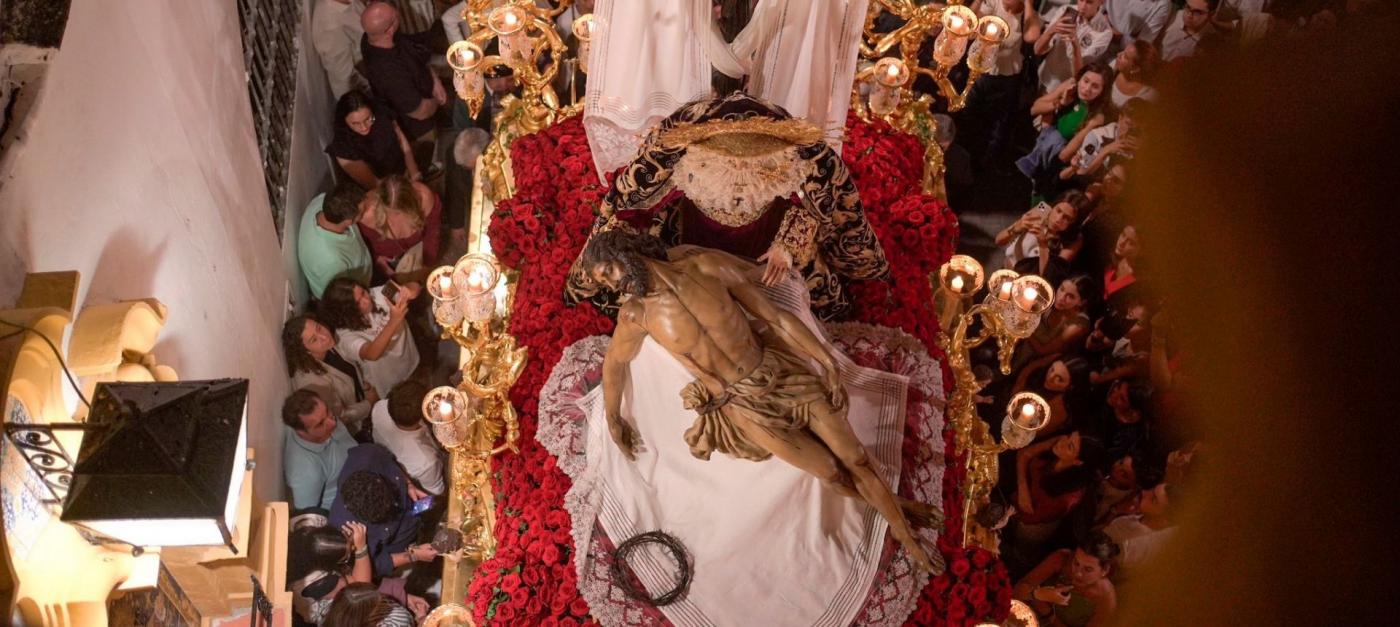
950, 275, 965, 293
998, 281, 1013, 300
1016, 286, 1039, 311
467, 270, 487, 292
1021, 402, 1036, 418
438, 274, 454, 293
438, 400, 454, 419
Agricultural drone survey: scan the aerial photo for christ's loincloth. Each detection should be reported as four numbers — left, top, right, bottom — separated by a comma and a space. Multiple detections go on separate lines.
680, 345, 830, 462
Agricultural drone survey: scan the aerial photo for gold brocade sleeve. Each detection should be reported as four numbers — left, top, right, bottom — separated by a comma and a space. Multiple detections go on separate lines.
774, 199, 820, 267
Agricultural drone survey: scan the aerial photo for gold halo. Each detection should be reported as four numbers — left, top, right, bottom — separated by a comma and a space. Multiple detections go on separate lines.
657, 118, 825, 155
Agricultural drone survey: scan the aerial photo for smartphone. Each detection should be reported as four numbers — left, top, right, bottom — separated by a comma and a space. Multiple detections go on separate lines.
1034, 201, 1052, 217
409, 495, 435, 516
1064, 7, 1079, 21
382, 280, 401, 304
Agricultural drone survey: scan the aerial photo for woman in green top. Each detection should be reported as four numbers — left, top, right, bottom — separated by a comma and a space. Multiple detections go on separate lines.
1017, 63, 1113, 188
1014, 532, 1120, 627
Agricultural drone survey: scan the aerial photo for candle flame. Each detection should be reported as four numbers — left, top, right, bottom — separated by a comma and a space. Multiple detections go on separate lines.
438, 400, 454, 417
1000, 282, 1013, 297
438, 275, 453, 291
1021, 403, 1036, 417
951, 275, 965, 291
950, 16, 964, 29
987, 23, 999, 36
1022, 286, 1038, 302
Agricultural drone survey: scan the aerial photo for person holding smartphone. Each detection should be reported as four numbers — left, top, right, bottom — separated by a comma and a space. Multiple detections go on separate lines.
1034, 0, 1115, 94
330, 443, 441, 579
319, 277, 421, 396
1013, 532, 1120, 626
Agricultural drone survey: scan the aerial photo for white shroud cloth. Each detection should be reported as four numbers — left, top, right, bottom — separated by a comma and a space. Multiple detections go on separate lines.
573, 274, 907, 626
584, 0, 869, 178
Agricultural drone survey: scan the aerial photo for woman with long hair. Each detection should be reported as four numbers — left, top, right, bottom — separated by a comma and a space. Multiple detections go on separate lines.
1019, 274, 1099, 365
1011, 353, 1092, 438
1018, 62, 1114, 186
327, 90, 420, 190
1109, 40, 1160, 109
1011, 432, 1107, 565
998, 190, 1090, 279
319, 277, 421, 396
321, 581, 421, 627
283, 313, 378, 436
356, 174, 442, 283
1014, 532, 1120, 626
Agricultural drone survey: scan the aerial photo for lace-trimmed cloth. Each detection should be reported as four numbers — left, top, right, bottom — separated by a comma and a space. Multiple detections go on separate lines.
538, 275, 947, 627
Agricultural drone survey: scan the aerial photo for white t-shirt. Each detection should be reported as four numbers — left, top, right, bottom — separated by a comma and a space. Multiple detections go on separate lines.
1106, 0, 1172, 43
370, 400, 446, 495
1103, 515, 1177, 572
336, 285, 420, 397
1072, 122, 1131, 174
1039, 5, 1116, 93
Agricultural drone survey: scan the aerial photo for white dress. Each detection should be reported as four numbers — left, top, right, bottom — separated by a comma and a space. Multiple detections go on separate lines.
583, 0, 868, 177
336, 285, 420, 397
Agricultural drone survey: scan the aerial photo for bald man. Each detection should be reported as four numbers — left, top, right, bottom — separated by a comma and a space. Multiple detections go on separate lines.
360, 2, 445, 145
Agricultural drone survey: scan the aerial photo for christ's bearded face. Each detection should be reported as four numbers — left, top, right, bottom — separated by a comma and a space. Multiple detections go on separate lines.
589, 255, 651, 297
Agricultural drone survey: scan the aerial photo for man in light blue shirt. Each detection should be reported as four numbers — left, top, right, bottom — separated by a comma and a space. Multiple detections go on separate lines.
282, 388, 358, 511
298, 182, 372, 299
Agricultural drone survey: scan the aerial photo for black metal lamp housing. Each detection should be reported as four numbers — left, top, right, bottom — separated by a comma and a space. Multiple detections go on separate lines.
59, 379, 249, 552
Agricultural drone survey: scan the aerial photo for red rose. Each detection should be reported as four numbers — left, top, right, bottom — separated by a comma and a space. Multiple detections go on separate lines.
541, 543, 562, 565
540, 618, 560, 627
569, 597, 590, 617
510, 586, 529, 608
559, 618, 580, 627
950, 557, 972, 578
913, 601, 936, 624
495, 603, 516, 622
499, 573, 522, 593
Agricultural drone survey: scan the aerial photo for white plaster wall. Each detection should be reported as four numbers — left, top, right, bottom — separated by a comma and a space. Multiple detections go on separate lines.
281, 0, 338, 310
0, 0, 291, 501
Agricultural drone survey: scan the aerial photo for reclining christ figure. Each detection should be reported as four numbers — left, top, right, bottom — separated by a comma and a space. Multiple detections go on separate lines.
582, 229, 937, 572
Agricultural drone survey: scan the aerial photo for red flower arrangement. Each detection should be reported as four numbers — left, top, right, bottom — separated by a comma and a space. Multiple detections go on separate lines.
471, 113, 1008, 625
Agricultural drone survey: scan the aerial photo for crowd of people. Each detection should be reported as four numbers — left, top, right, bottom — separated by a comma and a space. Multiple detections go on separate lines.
279, 1, 1379, 626
285, 1, 551, 625
923, 0, 1378, 625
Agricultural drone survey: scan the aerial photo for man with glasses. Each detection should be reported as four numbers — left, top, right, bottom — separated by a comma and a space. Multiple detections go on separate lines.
1161, 0, 1221, 62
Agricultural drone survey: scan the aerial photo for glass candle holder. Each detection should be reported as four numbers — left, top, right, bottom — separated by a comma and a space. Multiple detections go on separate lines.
873, 57, 910, 88
933, 5, 977, 67
968, 16, 1009, 74
423, 386, 468, 427
489, 5, 532, 64
573, 13, 595, 72
453, 253, 501, 296
1010, 275, 1054, 315
939, 255, 985, 296
983, 269, 1019, 310
446, 41, 485, 74
869, 82, 902, 116
433, 298, 465, 328
427, 265, 459, 302
1007, 391, 1051, 432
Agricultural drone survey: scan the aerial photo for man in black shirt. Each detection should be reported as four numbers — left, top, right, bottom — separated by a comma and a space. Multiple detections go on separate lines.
360, 2, 445, 148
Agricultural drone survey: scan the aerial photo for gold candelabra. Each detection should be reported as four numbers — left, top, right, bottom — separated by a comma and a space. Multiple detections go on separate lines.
446, 1, 594, 202
422, 253, 527, 570
934, 256, 1056, 549
852, 1, 1011, 194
